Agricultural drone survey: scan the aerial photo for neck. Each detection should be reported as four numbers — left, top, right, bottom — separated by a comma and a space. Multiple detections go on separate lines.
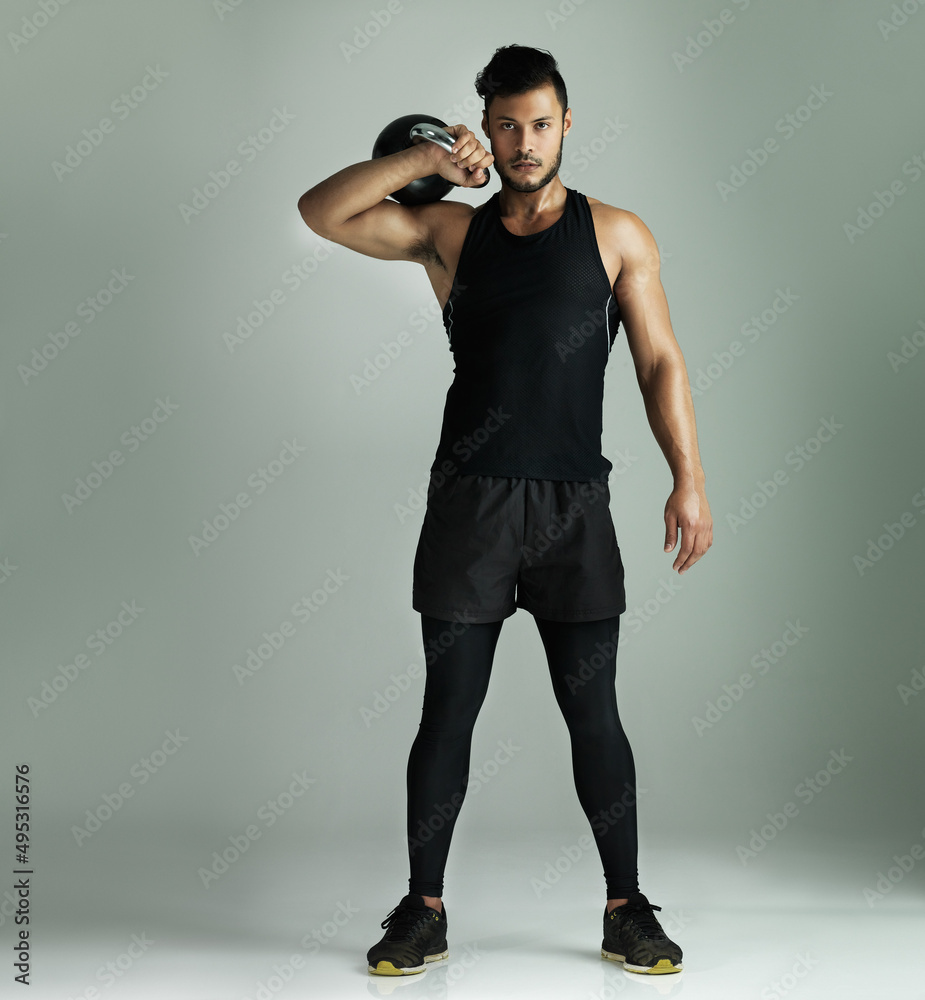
498, 176, 567, 220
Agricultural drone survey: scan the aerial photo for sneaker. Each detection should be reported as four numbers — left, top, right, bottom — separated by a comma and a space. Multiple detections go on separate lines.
366, 893, 449, 976
601, 891, 683, 974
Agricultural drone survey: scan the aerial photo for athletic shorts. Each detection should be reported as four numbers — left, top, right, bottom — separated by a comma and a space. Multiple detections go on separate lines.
412, 473, 626, 623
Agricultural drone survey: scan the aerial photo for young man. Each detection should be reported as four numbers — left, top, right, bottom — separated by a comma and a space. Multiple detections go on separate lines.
298, 44, 712, 976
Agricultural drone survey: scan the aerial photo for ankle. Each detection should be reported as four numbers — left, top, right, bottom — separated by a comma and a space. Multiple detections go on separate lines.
422, 895, 442, 912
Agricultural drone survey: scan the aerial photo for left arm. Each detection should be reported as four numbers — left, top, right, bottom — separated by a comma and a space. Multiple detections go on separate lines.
611, 209, 713, 574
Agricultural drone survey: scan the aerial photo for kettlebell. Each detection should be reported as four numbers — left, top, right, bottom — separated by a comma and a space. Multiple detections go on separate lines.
371, 114, 490, 205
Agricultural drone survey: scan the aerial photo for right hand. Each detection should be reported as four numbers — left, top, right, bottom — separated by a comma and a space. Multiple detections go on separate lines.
414, 124, 494, 188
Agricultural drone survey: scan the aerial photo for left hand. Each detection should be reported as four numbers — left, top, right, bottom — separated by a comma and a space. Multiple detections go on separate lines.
663, 484, 713, 573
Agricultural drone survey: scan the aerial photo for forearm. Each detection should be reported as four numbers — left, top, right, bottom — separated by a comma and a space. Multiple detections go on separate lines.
297, 144, 432, 233
637, 357, 707, 491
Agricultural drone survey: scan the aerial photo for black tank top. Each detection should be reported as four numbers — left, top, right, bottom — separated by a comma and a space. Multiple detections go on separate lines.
429, 186, 620, 482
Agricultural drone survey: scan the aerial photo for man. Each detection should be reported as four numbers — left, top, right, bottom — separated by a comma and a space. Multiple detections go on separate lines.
297, 44, 712, 977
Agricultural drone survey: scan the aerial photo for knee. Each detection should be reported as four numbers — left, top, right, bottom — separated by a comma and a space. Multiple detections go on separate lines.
416, 719, 479, 745
561, 711, 625, 746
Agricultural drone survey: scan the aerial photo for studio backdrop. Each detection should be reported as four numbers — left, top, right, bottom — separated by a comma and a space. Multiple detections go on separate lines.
3, 0, 924, 992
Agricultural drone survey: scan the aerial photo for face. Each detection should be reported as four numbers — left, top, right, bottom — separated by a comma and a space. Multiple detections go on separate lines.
482, 83, 572, 193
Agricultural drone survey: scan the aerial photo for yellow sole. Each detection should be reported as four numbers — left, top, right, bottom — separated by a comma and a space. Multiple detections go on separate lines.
369, 961, 423, 976
601, 950, 682, 974
368, 950, 449, 976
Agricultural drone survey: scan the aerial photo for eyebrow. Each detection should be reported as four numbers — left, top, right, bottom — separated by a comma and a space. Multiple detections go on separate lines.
494, 115, 555, 122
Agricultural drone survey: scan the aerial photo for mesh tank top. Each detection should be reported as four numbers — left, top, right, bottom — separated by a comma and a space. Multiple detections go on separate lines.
429, 186, 620, 482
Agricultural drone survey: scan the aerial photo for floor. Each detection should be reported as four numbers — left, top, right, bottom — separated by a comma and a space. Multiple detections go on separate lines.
22, 830, 925, 999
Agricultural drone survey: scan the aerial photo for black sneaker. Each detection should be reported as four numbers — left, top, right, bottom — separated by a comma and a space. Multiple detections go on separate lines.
601, 891, 683, 974
366, 893, 449, 976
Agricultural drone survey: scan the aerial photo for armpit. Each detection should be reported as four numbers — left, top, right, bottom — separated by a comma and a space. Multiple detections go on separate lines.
407, 235, 445, 270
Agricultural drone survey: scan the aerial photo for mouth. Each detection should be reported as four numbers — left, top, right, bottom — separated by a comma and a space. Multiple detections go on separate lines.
513, 162, 539, 172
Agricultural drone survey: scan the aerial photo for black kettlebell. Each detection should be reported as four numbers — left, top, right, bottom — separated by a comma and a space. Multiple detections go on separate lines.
372, 114, 489, 205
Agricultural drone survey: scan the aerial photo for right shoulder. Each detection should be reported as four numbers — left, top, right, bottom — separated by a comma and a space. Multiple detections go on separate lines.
415, 196, 487, 228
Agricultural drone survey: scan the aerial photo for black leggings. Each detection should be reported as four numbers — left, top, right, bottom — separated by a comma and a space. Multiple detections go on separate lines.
406, 613, 639, 900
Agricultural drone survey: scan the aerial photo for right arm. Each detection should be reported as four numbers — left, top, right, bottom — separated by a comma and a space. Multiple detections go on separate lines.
296, 127, 492, 261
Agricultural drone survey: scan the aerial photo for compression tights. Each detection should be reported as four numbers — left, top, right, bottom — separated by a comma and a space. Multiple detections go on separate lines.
406, 613, 639, 899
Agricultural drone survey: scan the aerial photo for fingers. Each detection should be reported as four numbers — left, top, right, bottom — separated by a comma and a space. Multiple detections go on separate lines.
665, 511, 691, 572
448, 127, 477, 164
448, 126, 493, 177
672, 523, 713, 574
663, 487, 713, 574
673, 530, 696, 574
664, 522, 677, 554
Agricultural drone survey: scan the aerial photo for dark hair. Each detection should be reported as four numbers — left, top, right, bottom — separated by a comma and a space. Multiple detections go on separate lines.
475, 45, 568, 117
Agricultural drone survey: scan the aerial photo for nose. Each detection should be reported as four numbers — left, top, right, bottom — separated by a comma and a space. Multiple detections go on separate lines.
508, 129, 533, 155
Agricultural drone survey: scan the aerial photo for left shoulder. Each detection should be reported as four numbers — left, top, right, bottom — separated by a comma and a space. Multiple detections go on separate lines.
582, 195, 661, 282
584, 196, 657, 254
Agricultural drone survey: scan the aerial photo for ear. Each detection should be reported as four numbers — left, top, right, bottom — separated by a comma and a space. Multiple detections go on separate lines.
481, 109, 489, 140
562, 107, 572, 137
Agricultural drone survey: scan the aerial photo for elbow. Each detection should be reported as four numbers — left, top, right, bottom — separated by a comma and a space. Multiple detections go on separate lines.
296, 192, 318, 227
635, 358, 664, 394
635, 352, 681, 395
297, 193, 334, 239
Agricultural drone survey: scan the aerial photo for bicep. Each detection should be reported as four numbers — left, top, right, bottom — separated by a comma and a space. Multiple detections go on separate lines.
613, 214, 681, 380
304, 198, 431, 263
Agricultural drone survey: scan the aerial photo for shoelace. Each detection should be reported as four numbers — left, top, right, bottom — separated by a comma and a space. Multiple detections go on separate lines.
381, 904, 434, 938
612, 899, 666, 940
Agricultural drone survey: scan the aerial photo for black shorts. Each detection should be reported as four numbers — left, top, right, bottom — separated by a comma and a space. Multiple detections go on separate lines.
412, 473, 626, 623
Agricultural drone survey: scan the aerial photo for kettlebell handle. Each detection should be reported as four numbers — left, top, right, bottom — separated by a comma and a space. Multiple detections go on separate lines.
409, 122, 455, 153
409, 122, 491, 189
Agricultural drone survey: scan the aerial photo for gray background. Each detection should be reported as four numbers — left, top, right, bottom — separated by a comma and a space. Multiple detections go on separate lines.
2, 0, 924, 995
